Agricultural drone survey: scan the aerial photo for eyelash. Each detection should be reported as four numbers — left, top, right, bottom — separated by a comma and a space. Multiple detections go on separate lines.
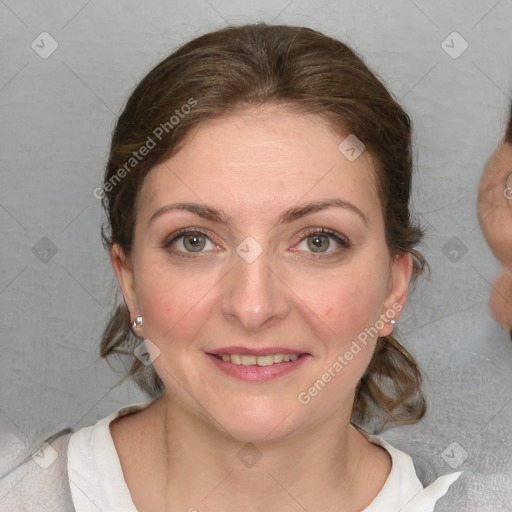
162, 227, 351, 260
296, 228, 351, 259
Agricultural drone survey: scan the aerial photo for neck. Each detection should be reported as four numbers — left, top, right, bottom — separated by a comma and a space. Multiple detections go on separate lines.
150, 395, 372, 512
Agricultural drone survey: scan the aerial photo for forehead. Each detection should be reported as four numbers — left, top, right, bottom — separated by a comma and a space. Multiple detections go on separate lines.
138, 105, 381, 225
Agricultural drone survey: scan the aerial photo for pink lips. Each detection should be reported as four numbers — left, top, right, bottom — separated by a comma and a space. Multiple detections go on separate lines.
205, 347, 311, 382
207, 346, 308, 356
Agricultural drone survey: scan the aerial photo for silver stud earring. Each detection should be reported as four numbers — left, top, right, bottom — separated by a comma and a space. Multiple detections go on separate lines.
390, 320, 396, 325
132, 316, 144, 330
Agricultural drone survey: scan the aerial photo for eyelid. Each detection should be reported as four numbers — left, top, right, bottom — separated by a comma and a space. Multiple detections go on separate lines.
291, 227, 351, 259
298, 227, 351, 246
162, 227, 220, 252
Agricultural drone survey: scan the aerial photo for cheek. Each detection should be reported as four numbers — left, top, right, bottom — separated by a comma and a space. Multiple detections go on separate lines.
292, 260, 389, 378
297, 263, 388, 340
133, 255, 220, 350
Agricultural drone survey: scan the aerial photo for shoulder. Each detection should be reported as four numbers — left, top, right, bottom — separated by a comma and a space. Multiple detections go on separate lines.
66, 398, 161, 511
0, 431, 74, 512
0, 399, 160, 512
359, 432, 462, 511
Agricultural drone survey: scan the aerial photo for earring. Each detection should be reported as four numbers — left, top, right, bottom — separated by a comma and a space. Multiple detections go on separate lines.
390, 320, 396, 325
132, 316, 144, 330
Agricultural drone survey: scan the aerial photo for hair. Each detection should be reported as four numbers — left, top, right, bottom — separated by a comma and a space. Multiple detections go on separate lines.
506, 100, 512, 144
98, 22, 428, 433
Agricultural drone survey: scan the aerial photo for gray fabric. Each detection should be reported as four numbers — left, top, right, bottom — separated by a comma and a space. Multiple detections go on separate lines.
0, 428, 464, 512
0, 432, 74, 511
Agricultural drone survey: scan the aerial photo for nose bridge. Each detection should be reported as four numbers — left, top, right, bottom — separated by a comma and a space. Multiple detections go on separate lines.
221, 236, 287, 330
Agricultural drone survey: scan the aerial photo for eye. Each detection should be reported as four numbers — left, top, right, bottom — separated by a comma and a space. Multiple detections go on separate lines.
293, 228, 351, 259
163, 228, 220, 256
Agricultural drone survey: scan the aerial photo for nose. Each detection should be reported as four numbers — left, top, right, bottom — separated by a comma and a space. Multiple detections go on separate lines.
221, 240, 290, 332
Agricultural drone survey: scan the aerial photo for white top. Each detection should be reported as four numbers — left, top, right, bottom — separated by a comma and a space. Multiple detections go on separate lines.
66, 399, 462, 511
0, 399, 462, 511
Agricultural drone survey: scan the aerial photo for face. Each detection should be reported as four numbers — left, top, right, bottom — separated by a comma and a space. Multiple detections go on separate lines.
478, 140, 512, 330
112, 104, 412, 442
478, 142, 512, 268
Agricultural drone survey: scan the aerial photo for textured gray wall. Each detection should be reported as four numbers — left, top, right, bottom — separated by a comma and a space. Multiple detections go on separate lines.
1, 1, 511, 509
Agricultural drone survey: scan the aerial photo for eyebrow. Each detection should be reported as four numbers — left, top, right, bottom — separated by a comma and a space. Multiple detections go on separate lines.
148, 198, 368, 227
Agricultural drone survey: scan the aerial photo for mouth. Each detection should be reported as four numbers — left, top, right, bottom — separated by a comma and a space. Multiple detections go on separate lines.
208, 352, 307, 366
205, 348, 311, 381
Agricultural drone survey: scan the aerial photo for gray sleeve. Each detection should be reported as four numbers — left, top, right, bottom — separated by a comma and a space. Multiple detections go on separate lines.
0, 432, 75, 512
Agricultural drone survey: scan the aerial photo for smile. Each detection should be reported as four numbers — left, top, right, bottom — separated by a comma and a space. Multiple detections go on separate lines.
212, 353, 301, 366
206, 351, 310, 381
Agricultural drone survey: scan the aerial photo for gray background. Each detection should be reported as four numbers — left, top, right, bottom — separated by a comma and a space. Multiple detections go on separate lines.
1, 0, 512, 510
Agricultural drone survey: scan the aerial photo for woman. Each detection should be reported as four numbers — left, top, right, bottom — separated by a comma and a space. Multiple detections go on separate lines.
0, 23, 461, 511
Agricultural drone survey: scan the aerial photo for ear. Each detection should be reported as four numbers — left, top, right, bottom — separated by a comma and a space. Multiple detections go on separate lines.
378, 252, 413, 336
110, 243, 139, 319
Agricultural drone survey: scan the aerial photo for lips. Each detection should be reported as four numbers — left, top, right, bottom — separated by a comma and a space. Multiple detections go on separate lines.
205, 349, 311, 381
207, 346, 309, 356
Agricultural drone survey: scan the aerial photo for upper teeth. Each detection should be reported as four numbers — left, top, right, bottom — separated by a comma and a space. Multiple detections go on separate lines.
219, 354, 300, 366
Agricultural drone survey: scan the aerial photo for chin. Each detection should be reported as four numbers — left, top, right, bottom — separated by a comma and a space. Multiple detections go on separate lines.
213, 399, 300, 444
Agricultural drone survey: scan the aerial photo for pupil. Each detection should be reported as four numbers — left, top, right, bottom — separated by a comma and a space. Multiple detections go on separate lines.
309, 235, 328, 252
186, 234, 205, 252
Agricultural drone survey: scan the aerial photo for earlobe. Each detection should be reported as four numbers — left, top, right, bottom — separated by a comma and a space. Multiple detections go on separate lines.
379, 252, 413, 336
110, 244, 139, 317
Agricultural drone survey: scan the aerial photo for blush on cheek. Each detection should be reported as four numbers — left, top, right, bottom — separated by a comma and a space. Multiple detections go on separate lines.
139, 274, 220, 354
332, 285, 383, 335
136, 281, 183, 344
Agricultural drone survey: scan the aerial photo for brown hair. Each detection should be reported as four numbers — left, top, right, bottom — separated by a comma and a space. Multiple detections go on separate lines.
98, 22, 427, 432
506, 100, 512, 144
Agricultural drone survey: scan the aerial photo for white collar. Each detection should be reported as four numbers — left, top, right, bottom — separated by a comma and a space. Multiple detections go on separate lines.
67, 400, 461, 512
